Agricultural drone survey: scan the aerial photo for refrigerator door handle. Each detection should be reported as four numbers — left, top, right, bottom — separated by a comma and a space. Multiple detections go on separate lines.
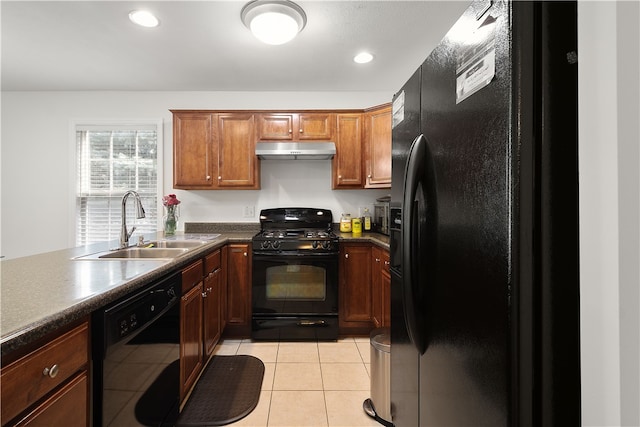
401, 134, 434, 355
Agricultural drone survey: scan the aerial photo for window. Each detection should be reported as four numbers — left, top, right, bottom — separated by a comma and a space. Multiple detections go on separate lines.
75, 123, 161, 246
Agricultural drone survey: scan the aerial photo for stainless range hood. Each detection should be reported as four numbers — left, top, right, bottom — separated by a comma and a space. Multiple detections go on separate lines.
255, 142, 336, 160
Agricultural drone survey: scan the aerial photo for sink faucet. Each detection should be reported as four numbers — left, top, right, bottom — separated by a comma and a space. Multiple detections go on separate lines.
120, 190, 146, 249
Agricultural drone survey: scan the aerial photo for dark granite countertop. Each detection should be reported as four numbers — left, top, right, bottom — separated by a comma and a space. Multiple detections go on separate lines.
1, 223, 389, 357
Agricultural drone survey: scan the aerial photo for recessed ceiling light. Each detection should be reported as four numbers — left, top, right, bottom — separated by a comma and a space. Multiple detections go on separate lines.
354, 52, 374, 64
241, 1, 307, 45
129, 10, 159, 28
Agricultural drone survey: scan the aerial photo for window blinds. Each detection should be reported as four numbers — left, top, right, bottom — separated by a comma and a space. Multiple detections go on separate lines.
76, 127, 158, 245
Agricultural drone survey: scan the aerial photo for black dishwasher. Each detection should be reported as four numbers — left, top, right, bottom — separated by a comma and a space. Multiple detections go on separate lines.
92, 271, 181, 427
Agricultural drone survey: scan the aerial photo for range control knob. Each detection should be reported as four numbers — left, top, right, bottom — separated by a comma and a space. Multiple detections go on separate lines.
321, 241, 331, 250
272, 240, 281, 249
261, 240, 271, 250
312, 241, 319, 249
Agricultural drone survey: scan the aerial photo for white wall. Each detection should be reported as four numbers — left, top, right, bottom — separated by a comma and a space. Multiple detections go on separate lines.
578, 1, 640, 426
0, 91, 390, 259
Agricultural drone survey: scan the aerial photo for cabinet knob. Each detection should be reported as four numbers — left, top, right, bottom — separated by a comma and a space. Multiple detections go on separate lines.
368, 174, 372, 178
289, 129, 292, 133
207, 287, 212, 292
206, 175, 211, 180
202, 292, 208, 298
299, 129, 303, 133
338, 175, 342, 179
375, 258, 380, 262
42, 364, 59, 378
345, 253, 349, 259
218, 176, 222, 180
243, 252, 247, 257
384, 260, 390, 266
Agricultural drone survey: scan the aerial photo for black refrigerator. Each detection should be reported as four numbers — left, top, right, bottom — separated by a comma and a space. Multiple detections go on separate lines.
389, 1, 581, 426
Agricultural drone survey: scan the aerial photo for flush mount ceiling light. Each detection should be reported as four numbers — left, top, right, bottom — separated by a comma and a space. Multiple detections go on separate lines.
129, 10, 159, 28
241, 0, 307, 45
354, 52, 374, 64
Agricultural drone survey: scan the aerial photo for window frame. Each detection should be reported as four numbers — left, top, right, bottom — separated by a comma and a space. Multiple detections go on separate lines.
69, 119, 164, 247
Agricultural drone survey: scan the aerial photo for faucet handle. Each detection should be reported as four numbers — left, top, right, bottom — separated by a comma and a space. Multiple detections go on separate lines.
127, 226, 137, 239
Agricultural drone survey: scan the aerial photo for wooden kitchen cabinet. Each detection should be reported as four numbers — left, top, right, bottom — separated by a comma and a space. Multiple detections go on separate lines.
1, 319, 90, 427
203, 249, 222, 357
171, 111, 259, 190
257, 112, 334, 141
339, 242, 373, 335
333, 113, 364, 189
225, 243, 252, 337
372, 246, 391, 328
364, 104, 392, 188
173, 112, 215, 189
216, 113, 259, 189
180, 260, 204, 402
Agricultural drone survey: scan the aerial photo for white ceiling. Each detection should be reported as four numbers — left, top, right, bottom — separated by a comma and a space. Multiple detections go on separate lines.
1, 1, 469, 92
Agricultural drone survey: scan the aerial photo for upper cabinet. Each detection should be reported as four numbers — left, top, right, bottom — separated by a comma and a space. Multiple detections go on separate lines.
216, 114, 259, 189
172, 106, 390, 191
363, 104, 392, 188
257, 113, 334, 141
172, 111, 259, 190
332, 113, 363, 189
173, 112, 215, 189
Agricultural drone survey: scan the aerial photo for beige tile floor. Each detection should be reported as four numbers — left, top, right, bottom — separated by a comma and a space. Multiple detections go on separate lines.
212, 337, 380, 427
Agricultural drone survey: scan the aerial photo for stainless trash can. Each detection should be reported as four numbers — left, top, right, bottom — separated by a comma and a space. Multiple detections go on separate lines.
365, 327, 391, 425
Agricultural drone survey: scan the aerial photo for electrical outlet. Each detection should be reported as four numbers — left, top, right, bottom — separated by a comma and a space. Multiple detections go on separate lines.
243, 206, 255, 218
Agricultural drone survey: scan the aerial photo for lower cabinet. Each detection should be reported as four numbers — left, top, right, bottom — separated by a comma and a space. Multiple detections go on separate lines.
339, 243, 373, 335
0, 319, 90, 427
372, 246, 391, 328
180, 260, 204, 402
203, 249, 222, 357
180, 248, 226, 401
224, 243, 252, 337
339, 242, 391, 336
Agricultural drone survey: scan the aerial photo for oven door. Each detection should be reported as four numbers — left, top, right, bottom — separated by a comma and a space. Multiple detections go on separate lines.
252, 252, 338, 340
252, 252, 338, 315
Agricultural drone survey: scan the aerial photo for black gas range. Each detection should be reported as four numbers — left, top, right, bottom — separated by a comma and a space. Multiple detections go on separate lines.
251, 208, 339, 341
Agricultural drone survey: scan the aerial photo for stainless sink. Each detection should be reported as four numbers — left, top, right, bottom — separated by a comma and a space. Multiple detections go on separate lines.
74, 247, 190, 260
99, 247, 190, 259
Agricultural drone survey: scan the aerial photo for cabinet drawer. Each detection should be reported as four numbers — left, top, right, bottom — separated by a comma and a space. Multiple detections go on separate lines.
205, 249, 221, 274
182, 259, 204, 294
14, 371, 88, 427
1, 322, 89, 424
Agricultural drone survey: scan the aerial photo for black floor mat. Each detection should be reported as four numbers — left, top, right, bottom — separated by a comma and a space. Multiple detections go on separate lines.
176, 355, 265, 426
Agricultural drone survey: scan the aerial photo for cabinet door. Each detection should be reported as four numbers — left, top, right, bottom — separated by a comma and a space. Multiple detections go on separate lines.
173, 112, 215, 189
339, 243, 373, 334
333, 114, 363, 188
257, 114, 295, 140
180, 283, 203, 402
381, 263, 391, 327
225, 244, 251, 336
203, 268, 221, 357
371, 246, 384, 329
364, 105, 392, 188
216, 114, 259, 189
298, 113, 334, 140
